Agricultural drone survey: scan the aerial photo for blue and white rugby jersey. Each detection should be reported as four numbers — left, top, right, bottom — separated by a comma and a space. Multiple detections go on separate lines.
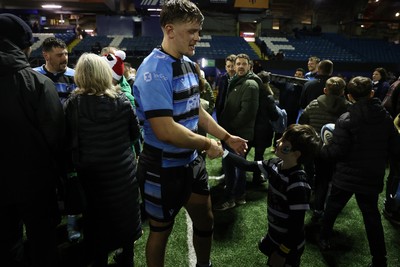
134, 48, 201, 168
33, 65, 77, 103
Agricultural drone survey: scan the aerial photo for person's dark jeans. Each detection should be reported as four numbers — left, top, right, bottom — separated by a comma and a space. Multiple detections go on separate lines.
321, 185, 387, 265
0, 199, 59, 267
222, 144, 248, 200
303, 161, 315, 190
313, 156, 334, 211
251, 142, 268, 181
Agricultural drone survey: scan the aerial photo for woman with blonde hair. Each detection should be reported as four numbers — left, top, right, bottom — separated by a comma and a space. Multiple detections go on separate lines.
64, 53, 142, 267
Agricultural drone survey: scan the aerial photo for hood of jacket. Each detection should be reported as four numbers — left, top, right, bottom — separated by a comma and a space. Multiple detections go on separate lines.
0, 39, 30, 76
317, 94, 350, 117
228, 71, 260, 90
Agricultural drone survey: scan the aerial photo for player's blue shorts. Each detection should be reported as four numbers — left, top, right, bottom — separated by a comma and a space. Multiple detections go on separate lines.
137, 143, 209, 222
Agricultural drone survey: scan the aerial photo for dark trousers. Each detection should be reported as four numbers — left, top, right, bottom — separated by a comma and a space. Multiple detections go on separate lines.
249, 127, 273, 180
320, 185, 387, 265
246, 140, 268, 180
222, 144, 249, 199
83, 227, 135, 267
0, 199, 59, 267
385, 157, 400, 212
313, 156, 334, 211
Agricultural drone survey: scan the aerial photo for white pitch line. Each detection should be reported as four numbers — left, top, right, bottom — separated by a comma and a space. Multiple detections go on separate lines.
208, 174, 225, 180
185, 210, 196, 267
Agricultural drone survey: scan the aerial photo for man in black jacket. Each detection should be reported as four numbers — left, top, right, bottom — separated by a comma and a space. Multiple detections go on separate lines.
0, 13, 65, 267
318, 76, 400, 267
300, 59, 333, 110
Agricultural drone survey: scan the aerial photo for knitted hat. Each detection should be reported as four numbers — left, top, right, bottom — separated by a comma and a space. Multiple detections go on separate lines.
0, 13, 34, 49
102, 50, 126, 81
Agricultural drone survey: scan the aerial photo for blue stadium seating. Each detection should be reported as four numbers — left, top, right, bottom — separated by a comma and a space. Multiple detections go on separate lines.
71, 36, 113, 56
30, 33, 400, 64
258, 33, 399, 63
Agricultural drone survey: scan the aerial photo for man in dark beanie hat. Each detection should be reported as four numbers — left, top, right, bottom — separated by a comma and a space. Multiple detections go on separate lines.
0, 13, 64, 267
0, 13, 34, 51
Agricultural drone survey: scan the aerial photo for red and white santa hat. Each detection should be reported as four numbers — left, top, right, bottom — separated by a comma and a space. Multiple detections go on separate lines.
102, 50, 126, 81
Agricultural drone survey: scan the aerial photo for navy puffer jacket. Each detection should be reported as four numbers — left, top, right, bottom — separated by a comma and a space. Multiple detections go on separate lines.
321, 97, 399, 194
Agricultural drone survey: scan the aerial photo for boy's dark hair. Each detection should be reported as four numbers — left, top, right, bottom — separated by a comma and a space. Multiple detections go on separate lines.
41, 37, 66, 52
282, 124, 320, 164
257, 71, 274, 96
347, 76, 372, 101
160, 0, 204, 27
318, 59, 333, 76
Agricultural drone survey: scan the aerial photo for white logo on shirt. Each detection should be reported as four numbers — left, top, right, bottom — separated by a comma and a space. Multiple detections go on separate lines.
144, 72, 152, 82
186, 94, 199, 111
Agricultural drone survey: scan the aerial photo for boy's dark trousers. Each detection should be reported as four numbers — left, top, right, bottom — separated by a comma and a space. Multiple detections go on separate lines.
313, 156, 334, 211
320, 185, 387, 266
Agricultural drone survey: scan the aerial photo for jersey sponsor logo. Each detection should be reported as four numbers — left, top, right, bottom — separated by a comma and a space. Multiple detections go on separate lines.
144, 72, 152, 82
186, 94, 199, 111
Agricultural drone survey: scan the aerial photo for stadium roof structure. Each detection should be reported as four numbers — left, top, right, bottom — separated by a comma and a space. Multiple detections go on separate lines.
1, 0, 399, 22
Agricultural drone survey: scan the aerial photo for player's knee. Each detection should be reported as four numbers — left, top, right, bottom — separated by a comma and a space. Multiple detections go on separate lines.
193, 224, 213, 238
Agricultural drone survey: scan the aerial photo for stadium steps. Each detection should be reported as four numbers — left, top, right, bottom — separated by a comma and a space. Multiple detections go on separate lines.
248, 42, 262, 59
68, 38, 81, 53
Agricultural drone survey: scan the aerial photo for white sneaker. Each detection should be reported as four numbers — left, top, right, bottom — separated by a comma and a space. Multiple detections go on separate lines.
68, 230, 81, 242
235, 195, 246, 205
213, 200, 236, 211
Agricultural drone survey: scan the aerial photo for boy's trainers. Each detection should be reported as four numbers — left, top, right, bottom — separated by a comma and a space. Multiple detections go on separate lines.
258, 236, 268, 256
67, 215, 81, 242
213, 200, 235, 211
311, 210, 324, 223
68, 230, 81, 242
235, 194, 246, 205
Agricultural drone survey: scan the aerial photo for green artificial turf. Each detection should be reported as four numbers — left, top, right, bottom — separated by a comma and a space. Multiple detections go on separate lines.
55, 146, 399, 266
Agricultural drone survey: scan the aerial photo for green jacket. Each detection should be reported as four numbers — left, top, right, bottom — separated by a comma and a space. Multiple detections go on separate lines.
219, 71, 259, 141
119, 76, 135, 108
200, 80, 215, 115
118, 76, 141, 155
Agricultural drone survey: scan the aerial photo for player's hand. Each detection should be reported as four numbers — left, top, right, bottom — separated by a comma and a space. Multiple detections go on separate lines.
205, 139, 224, 159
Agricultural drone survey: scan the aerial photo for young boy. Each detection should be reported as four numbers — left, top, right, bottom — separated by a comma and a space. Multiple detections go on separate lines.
319, 76, 399, 267
223, 124, 320, 267
298, 76, 351, 222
